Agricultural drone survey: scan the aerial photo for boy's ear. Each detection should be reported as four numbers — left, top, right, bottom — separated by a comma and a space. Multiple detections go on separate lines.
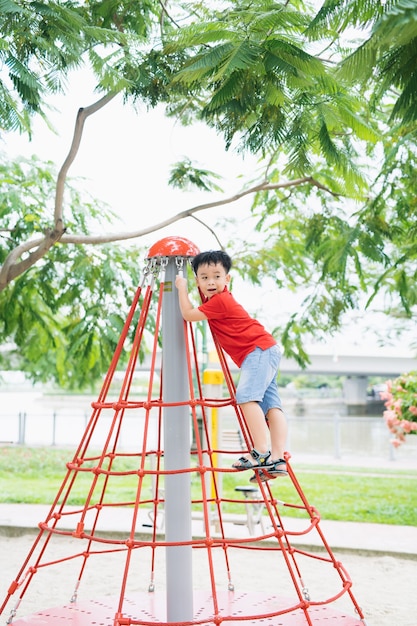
225, 273, 231, 284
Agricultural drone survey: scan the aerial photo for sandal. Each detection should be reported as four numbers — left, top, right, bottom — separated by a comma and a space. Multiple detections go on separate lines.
232, 449, 271, 471
249, 458, 288, 483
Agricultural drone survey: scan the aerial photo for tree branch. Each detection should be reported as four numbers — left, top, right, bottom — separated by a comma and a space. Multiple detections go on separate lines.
0, 92, 118, 290
190, 214, 224, 249
58, 175, 338, 244
55, 93, 118, 224
1, 175, 337, 280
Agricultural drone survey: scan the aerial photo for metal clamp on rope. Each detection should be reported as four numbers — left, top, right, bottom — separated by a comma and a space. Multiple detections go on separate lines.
140, 259, 152, 288
175, 256, 184, 277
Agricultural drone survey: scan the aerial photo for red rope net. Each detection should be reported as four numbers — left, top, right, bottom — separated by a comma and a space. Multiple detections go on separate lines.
0, 255, 367, 626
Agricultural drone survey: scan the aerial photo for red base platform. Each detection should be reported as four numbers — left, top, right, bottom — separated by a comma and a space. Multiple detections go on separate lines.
10, 592, 365, 625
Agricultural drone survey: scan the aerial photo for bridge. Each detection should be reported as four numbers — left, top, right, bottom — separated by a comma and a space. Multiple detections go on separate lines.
279, 346, 417, 410
280, 351, 417, 377
207, 344, 417, 410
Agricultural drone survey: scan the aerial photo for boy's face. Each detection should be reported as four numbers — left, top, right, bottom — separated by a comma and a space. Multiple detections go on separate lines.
195, 262, 230, 299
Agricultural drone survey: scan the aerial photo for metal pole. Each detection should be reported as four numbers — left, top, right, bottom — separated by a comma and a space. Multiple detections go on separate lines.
18, 412, 26, 445
162, 257, 193, 622
333, 412, 341, 459
52, 412, 57, 446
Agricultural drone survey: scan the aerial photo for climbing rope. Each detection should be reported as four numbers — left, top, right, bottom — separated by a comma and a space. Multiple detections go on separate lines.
0, 253, 367, 626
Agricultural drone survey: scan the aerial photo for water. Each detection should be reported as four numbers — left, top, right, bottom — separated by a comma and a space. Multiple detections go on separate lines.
1, 389, 416, 463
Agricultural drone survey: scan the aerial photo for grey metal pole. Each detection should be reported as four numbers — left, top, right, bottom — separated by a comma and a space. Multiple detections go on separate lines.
18, 412, 26, 445
162, 256, 193, 622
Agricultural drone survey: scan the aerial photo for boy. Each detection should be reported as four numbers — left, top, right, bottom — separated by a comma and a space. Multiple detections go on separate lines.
175, 250, 288, 482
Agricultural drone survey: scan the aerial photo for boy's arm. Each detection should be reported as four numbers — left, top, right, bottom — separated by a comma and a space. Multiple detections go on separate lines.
175, 275, 207, 322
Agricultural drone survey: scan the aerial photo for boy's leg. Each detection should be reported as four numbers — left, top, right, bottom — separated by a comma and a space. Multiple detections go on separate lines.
239, 401, 270, 454
266, 407, 287, 461
248, 407, 288, 483
233, 346, 280, 468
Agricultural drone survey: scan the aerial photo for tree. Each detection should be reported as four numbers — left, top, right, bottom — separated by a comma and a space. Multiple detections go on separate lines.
0, 155, 145, 388
268, 0, 417, 358
313, 0, 417, 126
0, 0, 416, 387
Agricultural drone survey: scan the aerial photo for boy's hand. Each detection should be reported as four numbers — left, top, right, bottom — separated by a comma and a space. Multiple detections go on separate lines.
175, 275, 187, 290
175, 274, 207, 322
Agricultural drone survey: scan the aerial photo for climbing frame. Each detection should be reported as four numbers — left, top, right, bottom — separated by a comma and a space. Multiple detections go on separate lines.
0, 237, 367, 626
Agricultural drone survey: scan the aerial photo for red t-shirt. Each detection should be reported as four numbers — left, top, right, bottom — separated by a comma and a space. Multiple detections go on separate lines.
198, 288, 276, 367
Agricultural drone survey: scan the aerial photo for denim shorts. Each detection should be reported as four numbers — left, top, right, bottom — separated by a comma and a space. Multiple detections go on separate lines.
235, 345, 283, 415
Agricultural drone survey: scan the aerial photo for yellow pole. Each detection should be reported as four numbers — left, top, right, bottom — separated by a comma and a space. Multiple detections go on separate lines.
202, 369, 224, 500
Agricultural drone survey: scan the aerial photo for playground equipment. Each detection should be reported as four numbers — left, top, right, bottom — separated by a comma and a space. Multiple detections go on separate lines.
0, 237, 367, 625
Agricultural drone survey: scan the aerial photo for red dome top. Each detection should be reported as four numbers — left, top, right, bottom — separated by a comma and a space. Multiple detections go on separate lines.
147, 236, 200, 258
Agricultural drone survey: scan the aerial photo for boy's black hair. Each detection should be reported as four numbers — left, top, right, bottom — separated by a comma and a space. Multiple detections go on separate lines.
191, 250, 232, 274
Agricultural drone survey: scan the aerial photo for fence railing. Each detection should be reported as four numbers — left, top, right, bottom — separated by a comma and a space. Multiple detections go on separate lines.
2, 407, 415, 463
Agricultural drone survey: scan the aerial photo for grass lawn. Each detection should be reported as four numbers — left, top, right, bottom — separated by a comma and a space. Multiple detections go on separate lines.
0, 446, 416, 526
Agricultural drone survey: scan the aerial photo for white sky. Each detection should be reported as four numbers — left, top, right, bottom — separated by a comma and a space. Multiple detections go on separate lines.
2, 70, 415, 360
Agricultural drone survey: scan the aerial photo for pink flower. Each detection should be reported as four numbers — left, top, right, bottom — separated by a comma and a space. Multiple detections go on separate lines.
400, 420, 413, 434
392, 399, 402, 414
383, 410, 398, 428
383, 372, 417, 447
380, 390, 392, 402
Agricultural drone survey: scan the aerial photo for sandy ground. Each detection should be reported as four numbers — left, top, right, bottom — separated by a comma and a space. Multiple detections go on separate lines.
0, 533, 416, 625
